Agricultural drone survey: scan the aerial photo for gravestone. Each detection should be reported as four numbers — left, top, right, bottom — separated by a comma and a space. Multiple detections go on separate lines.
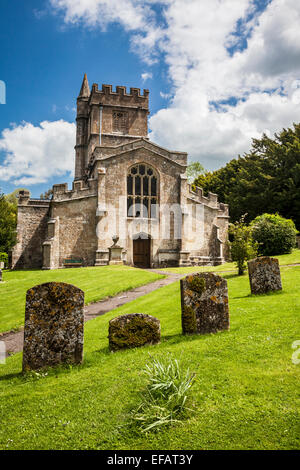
248, 257, 282, 294
180, 272, 229, 335
108, 313, 161, 351
22, 282, 84, 371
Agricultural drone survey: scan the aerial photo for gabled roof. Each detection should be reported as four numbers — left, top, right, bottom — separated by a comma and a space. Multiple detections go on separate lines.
90, 137, 187, 169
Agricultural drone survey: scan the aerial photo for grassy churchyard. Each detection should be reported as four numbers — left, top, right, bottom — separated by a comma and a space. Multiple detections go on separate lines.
0, 265, 164, 333
0, 251, 299, 450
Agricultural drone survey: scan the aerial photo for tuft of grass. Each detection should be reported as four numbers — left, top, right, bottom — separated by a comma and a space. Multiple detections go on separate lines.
132, 356, 195, 433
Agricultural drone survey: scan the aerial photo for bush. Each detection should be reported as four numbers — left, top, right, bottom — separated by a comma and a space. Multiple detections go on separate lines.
0, 252, 8, 267
132, 356, 195, 432
229, 215, 258, 275
251, 213, 298, 256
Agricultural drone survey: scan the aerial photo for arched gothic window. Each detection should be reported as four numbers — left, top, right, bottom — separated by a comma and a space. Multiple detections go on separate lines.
127, 164, 158, 218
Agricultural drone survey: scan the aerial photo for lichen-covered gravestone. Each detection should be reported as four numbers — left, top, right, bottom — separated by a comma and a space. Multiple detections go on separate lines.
22, 282, 84, 371
248, 257, 282, 294
180, 273, 229, 335
108, 313, 161, 351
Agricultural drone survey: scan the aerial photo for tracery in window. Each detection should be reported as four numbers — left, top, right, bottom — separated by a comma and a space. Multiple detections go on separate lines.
127, 164, 158, 218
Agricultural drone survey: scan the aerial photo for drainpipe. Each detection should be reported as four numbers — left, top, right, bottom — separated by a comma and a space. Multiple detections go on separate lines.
99, 105, 103, 146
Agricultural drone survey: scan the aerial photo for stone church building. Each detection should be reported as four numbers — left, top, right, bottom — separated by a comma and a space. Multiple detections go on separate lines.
12, 75, 229, 270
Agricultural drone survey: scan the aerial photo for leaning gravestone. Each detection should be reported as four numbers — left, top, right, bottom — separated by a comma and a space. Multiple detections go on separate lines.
248, 257, 282, 295
108, 313, 161, 351
180, 272, 229, 335
22, 282, 84, 371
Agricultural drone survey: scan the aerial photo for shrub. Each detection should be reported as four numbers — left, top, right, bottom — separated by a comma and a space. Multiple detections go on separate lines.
251, 213, 298, 256
132, 356, 195, 432
229, 215, 258, 275
0, 252, 8, 266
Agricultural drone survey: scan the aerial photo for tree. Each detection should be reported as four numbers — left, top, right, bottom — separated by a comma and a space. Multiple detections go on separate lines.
194, 123, 300, 229
251, 213, 298, 256
0, 192, 17, 254
186, 161, 205, 183
229, 215, 258, 275
4, 188, 27, 206
40, 188, 53, 200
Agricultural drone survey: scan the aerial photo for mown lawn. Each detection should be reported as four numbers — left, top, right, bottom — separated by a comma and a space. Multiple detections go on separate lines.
0, 266, 164, 333
160, 248, 300, 275
0, 266, 299, 450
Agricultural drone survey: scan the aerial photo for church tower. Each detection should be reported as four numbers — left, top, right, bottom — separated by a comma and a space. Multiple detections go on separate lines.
74, 74, 150, 181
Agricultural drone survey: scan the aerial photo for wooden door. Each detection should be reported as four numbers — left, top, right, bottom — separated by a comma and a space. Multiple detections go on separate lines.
133, 237, 150, 268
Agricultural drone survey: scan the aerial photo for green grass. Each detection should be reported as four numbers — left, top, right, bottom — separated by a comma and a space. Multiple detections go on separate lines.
160, 248, 300, 274
0, 266, 164, 333
0, 266, 299, 450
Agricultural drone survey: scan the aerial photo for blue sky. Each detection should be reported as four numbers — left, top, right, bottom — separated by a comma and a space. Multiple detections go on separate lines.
0, 0, 300, 198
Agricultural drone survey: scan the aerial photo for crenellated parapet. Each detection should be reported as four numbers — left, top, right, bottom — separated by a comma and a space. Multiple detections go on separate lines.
52, 179, 97, 202
90, 83, 149, 109
186, 183, 228, 212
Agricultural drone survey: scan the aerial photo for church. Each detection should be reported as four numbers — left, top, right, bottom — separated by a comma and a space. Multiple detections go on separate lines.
12, 75, 229, 270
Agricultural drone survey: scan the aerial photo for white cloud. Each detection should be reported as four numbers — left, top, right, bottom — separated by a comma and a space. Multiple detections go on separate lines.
160, 91, 171, 99
50, 0, 156, 31
0, 120, 75, 185
38, 0, 300, 171
141, 72, 153, 82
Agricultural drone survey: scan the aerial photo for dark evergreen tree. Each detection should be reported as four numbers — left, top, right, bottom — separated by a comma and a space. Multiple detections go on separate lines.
194, 123, 300, 229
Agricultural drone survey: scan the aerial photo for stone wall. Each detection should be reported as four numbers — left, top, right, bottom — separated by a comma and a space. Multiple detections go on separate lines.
50, 196, 98, 268
12, 193, 50, 269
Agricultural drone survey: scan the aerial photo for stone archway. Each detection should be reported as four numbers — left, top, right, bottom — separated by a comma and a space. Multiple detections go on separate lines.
133, 233, 151, 268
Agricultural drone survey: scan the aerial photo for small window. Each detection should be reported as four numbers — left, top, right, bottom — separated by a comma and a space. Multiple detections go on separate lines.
113, 111, 128, 134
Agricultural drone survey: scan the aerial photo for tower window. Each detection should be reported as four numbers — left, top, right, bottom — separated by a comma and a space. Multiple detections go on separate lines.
113, 111, 128, 134
127, 164, 158, 218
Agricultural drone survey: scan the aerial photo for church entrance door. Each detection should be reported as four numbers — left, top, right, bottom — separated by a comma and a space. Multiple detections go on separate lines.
133, 236, 151, 268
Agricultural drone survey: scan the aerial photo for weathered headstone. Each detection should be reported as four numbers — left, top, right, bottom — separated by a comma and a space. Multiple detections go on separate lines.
248, 257, 282, 294
108, 313, 161, 351
180, 272, 229, 335
22, 282, 84, 371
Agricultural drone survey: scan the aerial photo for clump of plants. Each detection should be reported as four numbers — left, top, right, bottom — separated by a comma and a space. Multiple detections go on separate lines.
229, 215, 258, 275
251, 213, 298, 256
0, 252, 8, 267
187, 276, 206, 294
132, 356, 196, 433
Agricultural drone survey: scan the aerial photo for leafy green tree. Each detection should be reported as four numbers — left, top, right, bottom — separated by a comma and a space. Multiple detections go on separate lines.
251, 213, 298, 256
40, 188, 53, 200
229, 215, 258, 275
4, 188, 27, 206
194, 123, 300, 229
0, 192, 17, 254
187, 161, 205, 183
